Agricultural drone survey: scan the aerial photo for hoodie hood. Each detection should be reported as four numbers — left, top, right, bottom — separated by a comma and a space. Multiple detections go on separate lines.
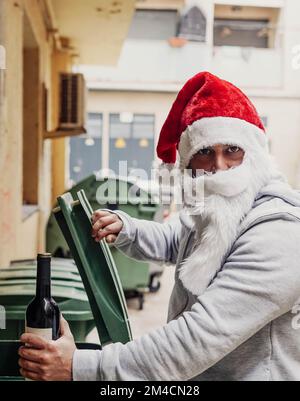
253, 175, 300, 208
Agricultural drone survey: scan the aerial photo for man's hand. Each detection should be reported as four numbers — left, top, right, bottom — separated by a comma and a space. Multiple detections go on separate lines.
18, 316, 76, 381
92, 210, 123, 244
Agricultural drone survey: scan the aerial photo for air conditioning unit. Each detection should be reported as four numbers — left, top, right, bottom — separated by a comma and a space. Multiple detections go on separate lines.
59, 73, 86, 131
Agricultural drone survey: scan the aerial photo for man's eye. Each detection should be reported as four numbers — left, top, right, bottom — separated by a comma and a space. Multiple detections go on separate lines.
227, 146, 241, 153
198, 148, 212, 156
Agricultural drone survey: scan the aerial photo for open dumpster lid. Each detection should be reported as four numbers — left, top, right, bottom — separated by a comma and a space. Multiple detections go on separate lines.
53, 190, 132, 346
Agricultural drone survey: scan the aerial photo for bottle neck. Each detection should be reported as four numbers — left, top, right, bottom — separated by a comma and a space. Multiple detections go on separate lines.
36, 257, 51, 300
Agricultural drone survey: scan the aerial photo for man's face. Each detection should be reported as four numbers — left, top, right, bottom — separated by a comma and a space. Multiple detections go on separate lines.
189, 144, 245, 174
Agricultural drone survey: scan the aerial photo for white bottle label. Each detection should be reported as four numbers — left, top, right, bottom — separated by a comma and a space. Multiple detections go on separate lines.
25, 326, 53, 341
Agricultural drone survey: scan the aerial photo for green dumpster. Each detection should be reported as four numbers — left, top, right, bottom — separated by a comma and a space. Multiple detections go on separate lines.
0, 270, 82, 283
11, 257, 79, 272
0, 191, 132, 380
46, 174, 160, 309
0, 258, 95, 341
54, 190, 132, 345
0, 286, 94, 342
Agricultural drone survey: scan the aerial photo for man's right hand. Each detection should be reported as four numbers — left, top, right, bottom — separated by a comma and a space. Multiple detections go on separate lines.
91, 210, 124, 244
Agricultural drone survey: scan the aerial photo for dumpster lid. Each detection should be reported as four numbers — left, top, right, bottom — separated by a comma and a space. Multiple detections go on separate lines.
0, 269, 82, 282
53, 190, 132, 346
10, 258, 79, 273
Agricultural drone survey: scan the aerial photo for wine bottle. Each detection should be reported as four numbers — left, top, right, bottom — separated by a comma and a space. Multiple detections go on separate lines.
25, 253, 60, 341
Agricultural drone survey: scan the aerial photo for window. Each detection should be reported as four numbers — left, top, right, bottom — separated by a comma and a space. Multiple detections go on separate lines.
86, 113, 103, 138
132, 115, 155, 139
128, 10, 178, 40
69, 113, 103, 184
213, 5, 280, 49
109, 113, 155, 176
110, 114, 131, 139
214, 18, 270, 48
178, 6, 207, 42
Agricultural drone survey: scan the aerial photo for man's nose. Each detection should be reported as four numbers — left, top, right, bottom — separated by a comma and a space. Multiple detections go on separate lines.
213, 155, 229, 171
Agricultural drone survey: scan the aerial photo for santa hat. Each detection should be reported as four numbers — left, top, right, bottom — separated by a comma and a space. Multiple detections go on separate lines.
157, 71, 268, 170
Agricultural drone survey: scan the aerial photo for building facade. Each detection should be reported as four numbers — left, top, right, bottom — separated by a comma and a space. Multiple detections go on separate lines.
77, 0, 300, 188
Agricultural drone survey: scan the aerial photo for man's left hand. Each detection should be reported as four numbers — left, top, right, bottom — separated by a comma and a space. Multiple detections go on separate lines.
19, 316, 76, 381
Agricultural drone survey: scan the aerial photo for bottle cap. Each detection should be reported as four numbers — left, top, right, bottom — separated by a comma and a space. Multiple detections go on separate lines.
37, 253, 52, 259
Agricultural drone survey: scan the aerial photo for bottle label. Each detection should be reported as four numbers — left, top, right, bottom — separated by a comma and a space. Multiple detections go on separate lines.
25, 327, 52, 341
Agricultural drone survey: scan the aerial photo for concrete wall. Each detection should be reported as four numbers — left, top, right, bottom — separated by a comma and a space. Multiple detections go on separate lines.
0, 0, 55, 267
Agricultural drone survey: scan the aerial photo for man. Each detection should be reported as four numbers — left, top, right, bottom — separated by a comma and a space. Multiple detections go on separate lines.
19, 72, 300, 381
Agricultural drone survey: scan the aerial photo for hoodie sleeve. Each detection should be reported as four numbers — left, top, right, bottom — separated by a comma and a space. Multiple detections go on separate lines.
105, 209, 182, 265
72, 216, 300, 381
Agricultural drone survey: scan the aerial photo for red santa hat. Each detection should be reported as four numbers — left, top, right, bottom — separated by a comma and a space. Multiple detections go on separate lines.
157, 71, 268, 170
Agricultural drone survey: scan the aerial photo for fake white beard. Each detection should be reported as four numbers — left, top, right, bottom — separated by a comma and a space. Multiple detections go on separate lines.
179, 150, 279, 296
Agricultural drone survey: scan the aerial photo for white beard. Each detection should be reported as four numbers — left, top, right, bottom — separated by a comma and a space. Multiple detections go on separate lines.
179, 150, 280, 296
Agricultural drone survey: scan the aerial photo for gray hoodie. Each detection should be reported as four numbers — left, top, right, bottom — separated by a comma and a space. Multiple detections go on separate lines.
73, 178, 300, 381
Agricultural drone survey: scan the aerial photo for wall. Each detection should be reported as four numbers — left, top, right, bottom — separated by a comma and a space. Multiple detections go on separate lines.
0, 0, 71, 267
0, 0, 24, 267
254, 96, 300, 188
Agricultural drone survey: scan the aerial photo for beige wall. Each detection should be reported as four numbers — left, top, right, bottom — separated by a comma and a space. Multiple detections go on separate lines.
0, 0, 69, 267
0, 0, 24, 267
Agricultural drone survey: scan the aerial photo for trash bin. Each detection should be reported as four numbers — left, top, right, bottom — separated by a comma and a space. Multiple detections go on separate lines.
46, 174, 161, 309
0, 192, 132, 380
0, 298, 94, 342
0, 258, 95, 341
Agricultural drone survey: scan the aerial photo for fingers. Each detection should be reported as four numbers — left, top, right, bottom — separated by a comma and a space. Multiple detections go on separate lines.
92, 210, 112, 223
59, 315, 73, 338
106, 234, 117, 244
19, 358, 42, 374
91, 210, 123, 242
20, 333, 48, 350
94, 221, 121, 242
19, 346, 47, 363
92, 214, 117, 236
20, 368, 41, 381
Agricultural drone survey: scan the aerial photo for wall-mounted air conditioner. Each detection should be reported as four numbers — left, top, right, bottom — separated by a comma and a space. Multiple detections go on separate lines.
59, 72, 86, 131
